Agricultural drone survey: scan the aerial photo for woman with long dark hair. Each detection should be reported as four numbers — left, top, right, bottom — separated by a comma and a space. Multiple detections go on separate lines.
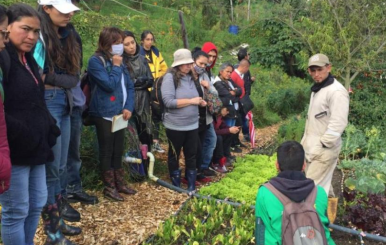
123, 31, 153, 148
37, 0, 82, 242
0, 3, 60, 244
140, 30, 167, 153
87, 27, 135, 201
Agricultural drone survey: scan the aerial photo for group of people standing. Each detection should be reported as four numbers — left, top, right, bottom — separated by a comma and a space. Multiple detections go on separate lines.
0, 0, 179, 244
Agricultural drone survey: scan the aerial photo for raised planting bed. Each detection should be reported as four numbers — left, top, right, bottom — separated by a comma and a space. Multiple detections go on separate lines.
143, 197, 255, 245
199, 154, 277, 205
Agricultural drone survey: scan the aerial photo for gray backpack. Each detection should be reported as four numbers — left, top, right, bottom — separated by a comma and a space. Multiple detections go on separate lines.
264, 182, 328, 245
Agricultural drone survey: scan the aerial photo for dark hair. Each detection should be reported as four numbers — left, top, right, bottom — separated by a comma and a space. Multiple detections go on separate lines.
0, 5, 7, 24
37, 5, 80, 75
7, 3, 40, 25
167, 66, 192, 88
277, 141, 305, 171
237, 47, 248, 61
122, 30, 139, 73
140, 30, 155, 43
192, 50, 208, 61
96, 27, 124, 59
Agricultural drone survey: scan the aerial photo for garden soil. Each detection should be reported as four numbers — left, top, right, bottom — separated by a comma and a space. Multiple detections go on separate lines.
27, 124, 383, 244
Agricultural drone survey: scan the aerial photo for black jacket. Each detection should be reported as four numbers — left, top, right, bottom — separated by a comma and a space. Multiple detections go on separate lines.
243, 70, 253, 96
3, 42, 60, 166
213, 76, 242, 119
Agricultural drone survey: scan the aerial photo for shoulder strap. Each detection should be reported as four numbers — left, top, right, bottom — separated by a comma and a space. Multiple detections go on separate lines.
96, 55, 106, 68
305, 186, 318, 205
264, 182, 292, 206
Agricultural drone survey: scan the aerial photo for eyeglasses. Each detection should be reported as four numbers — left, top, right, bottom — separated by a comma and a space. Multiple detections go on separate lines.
0, 30, 10, 41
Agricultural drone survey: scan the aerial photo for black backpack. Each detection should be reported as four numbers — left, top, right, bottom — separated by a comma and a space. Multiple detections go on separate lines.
150, 75, 176, 118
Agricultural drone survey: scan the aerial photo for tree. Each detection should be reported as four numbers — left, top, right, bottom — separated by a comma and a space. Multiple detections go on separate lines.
274, 0, 386, 89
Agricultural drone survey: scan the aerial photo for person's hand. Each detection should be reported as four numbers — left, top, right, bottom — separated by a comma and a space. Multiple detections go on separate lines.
122, 109, 132, 121
251, 76, 256, 82
190, 97, 201, 105
41, 74, 46, 82
230, 90, 236, 96
112, 55, 123, 67
229, 126, 240, 134
199, 99, 207, 107
200, 80, 209, 89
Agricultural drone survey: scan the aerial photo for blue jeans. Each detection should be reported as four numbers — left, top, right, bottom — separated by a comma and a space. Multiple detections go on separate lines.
66, 106, 83, 194
0, 165, 47, 245
201, 123, 217, 169
225, 118, 236, 127
45, 89, 71, 204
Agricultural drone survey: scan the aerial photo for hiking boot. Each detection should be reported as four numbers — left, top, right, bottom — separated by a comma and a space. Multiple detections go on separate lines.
102, 170, 124, 201
231, 146, 242, 153
68, 191, 99, 205
152, 142, 165, 153
202, 168, 216, 177
114, 168, 137, 195
59, 197, 80, 222
210, 163, 227, 173
42, 204, 77, 245
196, 173, 212, 183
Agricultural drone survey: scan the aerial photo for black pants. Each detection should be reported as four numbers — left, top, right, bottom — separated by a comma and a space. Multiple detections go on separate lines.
133, 114, 152, 149
152, 111, 162, 141
213, 134, 232, 162
166, 128, 198, 173
91, 117, 124, 172
232, 111, 243, 146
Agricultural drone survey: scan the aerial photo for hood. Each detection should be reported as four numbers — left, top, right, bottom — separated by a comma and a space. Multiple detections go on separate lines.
202, 42, 218, 69
269, 171, 315, 202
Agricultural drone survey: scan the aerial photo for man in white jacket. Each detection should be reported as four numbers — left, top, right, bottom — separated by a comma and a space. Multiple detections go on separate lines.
301, 54, 349, 198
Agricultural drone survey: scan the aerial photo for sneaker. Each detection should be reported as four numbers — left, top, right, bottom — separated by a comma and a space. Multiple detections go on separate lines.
152, 142, 165, 153
196, 173, 212, 183
210, 163, 227, 173
225, 159, 233, 167
243, 136, 250, 142
202, 168, 216, 176
238, 142, 247, 148
231, 146, 242, 153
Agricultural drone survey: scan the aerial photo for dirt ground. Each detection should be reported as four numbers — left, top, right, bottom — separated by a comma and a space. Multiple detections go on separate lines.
26, 124, 384, 244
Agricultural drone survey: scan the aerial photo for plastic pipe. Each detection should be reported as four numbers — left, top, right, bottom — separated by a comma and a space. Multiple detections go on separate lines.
146, 152, 158, 181
328, 224, 386, 243
124, 156, 142, 164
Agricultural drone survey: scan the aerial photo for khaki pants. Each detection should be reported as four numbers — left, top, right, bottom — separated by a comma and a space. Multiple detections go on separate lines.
305, 147, 340, 197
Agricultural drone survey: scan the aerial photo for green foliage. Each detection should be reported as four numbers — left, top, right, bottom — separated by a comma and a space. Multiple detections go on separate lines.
277, 116, 305, 144
349, 74, 386, 134
199, 154, 278, 205
339, 158, 386, 194
145, 198, 255, 245
250, 65, 310, 127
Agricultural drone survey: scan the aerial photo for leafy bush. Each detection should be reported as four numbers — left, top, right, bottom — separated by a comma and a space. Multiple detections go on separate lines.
349, 73, 386, 136
266, 87, 308, 118
277, 116, 305, 144
199, 154, 277, 205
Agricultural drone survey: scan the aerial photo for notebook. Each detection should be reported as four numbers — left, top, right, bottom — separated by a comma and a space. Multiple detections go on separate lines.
111, 114, 128, 133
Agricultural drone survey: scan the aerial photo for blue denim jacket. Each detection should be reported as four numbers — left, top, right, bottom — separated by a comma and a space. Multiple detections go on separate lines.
87, 55, 134, 117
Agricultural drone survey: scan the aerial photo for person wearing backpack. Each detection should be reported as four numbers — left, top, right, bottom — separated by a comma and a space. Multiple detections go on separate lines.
162, 48, 207, 192
255, 141, 335, 245
87, 27, 135, 201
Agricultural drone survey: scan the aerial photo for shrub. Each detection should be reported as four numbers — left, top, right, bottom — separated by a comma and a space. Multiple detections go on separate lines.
276, 116, 305, 144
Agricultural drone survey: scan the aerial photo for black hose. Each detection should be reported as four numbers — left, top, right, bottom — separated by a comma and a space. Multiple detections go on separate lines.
153, 178, 386, 243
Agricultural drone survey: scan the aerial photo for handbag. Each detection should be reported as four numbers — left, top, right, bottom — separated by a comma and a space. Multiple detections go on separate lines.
204, 88, 223, 115
240, 94, 254, 114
